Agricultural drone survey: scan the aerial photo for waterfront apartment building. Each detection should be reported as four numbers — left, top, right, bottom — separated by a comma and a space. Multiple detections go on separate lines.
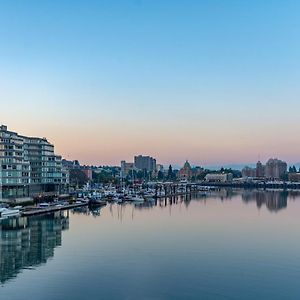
0, 125, 69, 201
134, 155, 156, 172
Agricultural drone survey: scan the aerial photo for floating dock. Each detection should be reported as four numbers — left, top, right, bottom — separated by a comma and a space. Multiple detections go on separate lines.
21, 202, 89, 217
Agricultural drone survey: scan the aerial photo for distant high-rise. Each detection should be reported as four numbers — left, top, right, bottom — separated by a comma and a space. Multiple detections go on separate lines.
242, 159, 287, 180
256, 161, 265, 178
134, 155, 156, 172
242, 166, 256, 178
265, 158, 287, 180
120, 160, 135, 178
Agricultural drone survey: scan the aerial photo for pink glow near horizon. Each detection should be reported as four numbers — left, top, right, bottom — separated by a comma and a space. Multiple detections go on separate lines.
3, 120, 299, 167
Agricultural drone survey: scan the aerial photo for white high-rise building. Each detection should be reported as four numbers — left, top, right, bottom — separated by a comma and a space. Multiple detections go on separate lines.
0, 125, 69, 201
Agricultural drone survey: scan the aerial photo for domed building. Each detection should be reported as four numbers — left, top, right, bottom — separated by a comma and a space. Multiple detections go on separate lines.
178, 160, 204, 180
178, 160, 193, 179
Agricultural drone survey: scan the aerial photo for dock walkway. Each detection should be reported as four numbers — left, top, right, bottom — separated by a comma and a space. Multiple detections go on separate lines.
22, 202, 88, 217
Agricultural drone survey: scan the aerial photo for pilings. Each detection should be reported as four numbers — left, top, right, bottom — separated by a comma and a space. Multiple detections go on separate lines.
153, 181, 300, 197
154, 183, 199, 198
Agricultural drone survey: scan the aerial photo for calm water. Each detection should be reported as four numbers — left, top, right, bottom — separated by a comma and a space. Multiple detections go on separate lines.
1, 188, 300, 299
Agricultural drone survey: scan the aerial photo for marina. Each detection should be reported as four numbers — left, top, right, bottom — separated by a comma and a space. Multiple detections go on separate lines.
1, 181, 300, 220
1, 188, 300, 299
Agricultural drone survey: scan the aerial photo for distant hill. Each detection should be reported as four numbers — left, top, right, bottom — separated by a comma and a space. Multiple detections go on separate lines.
166, 163, 255, 171
203, 163, 256, 171
165, 162, 300, 172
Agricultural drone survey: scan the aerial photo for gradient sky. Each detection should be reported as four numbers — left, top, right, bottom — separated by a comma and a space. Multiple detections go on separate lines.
1, 0, 300, 166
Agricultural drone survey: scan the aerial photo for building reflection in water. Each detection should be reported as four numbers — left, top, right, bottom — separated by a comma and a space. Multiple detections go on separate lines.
0, 211, 69, 284
131, 188, 300, 213
241, 190, 291, 212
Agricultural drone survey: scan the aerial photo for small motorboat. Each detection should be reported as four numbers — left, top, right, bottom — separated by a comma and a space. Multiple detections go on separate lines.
144, 192, 156, 198
38, 203, 50, 208
77, 197, 89, 203
0, 208, 20, 219
112, 196, 123, 203
130, 195, 145, 203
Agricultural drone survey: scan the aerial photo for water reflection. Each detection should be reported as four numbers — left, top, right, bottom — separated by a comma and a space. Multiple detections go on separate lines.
181, 188, 295, 212
101, 189, 300, 223
71, 206, 103, 217
241, 190, 288, 211
131, 188, 296, 212
0, 211, 69, 284
1, 188, 300, 286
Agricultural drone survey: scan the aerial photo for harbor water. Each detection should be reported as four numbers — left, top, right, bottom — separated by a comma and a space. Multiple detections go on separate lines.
1, 188, 300, 299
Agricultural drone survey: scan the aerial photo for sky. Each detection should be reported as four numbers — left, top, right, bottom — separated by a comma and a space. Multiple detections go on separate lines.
1, 0, 300, 167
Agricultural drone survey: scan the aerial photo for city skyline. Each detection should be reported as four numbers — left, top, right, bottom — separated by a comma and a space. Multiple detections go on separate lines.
1, 1, 300, 165
2, 123, 300, 169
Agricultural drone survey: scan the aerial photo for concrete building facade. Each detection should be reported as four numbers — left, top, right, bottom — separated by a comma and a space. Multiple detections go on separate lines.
120, 161, 135, 178
242, 166, 256, 178
265, 158, 287, 180
134, 155, 156, 172
0, 125, 69, 201
242, 159, 287, 180
81, 168, 93, 181
205, 173, 233, 182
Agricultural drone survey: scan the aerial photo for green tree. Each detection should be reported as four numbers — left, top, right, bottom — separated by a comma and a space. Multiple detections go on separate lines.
157, 170, 164, 181
69, 169, 88, 187
93, 170, 119, 184
167, 165, 175, 181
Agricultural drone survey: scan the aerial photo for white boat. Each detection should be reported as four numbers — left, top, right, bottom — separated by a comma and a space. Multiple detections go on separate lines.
112, 196, 123, 203
104, 188, 117, 198
77, 197, 89, 203
0, 208, 20, 218
144, 192, 155, 198
14, 205, 23, 210
158, 191, 165, 197
130, 195, 144, 202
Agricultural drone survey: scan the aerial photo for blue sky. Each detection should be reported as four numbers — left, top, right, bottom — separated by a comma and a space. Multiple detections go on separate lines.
1, 0, 300, 166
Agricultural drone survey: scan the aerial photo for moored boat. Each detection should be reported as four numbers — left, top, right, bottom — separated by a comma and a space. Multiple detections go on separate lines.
88, 198, 107, 207
130, 195, 145, 203
0, 208, 21, 219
